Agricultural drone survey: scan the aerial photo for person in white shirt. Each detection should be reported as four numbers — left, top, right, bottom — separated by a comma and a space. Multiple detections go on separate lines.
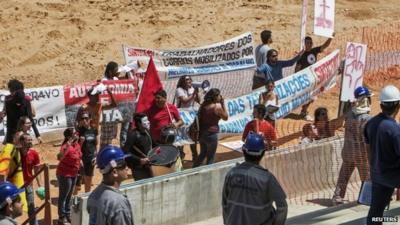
252, 30, 273, 90
175, 75, 200, 162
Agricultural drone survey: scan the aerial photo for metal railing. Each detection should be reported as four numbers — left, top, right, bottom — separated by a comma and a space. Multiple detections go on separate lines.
21, 164, 51, 225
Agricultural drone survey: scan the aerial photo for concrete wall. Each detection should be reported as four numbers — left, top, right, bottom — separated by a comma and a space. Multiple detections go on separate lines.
72, 136, 356, 225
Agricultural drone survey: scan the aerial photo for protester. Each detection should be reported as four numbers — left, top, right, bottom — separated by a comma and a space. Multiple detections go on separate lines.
242, 104, 277, 151
252, 30, 273, 90
258, 80, 279, 127
102, 61, 120, 81
76, 85, 117, 149
256, 49, 304, 83
87, 145, 134, 225
193, 88, 228, 167
123, 113, 153, 181
332, 86, 372, 205
299, 123, 317, 144
364, 85, 400, 225
303, 107, 343, 140
19, 134, 43, 225
0, 80, 41, 145
76, 112, 97, 192
146, 89, 183, 144
222, 133, 287, 225
13, 116, 34, 147
0, 182, 24, 225
56, 128, 82, 225
175, 75, 200, 162
295, 35, 334, 120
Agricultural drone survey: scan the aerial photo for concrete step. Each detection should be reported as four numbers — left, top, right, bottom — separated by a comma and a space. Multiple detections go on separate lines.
189, 202, 400, 225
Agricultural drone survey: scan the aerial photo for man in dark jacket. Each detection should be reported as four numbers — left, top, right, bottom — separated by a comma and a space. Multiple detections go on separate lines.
222, 133, 287, 225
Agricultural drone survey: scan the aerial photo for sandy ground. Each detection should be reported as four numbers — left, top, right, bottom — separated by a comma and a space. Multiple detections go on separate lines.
1, 0, 400, 224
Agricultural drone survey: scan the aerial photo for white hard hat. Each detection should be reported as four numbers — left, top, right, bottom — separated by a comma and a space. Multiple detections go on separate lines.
380, 85, 400, 103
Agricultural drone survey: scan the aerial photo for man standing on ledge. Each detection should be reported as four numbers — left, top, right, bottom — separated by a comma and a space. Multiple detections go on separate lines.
364, 85, 400, 225
222, 133, 287, 225
252, 30, 273, 90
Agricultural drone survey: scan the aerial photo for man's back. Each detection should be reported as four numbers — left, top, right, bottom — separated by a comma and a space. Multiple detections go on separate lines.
87, 183, 134, 225
222, 162, 287, 225
364, 113, 400, 188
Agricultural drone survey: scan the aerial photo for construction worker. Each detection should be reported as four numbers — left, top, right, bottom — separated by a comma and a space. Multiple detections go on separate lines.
87, 145, 134, 225
332, 86, 372, 204
222, 133, 287, 225
0, 181, 24, 225
364, 85, 400, 225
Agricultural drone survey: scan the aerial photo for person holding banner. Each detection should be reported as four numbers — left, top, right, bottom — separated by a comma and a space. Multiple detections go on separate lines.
252, 30, 273, 90
193, 88, 228, 167
295, 35, 334, 120
256, 49, 304, 82
242, 104, 277, 151
175, 75, 200, 162
0, 80, 41, 145
364, 85, 400, 225
332, 86, 372, 205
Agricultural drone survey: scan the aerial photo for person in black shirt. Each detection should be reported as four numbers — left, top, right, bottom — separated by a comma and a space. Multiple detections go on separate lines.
295, 35, 334, 120
77, 112, 98, 192
123, 113, 153, 181
0, 80, 41, 144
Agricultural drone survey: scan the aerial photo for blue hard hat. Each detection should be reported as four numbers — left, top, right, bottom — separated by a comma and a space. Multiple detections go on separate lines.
96, 145, 128, 174
354, 86, 371, 99
0, 182, 24, 208
242, 133, 265, 156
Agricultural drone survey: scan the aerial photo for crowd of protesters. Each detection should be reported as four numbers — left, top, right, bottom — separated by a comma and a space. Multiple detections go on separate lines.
0, 28, 399, 225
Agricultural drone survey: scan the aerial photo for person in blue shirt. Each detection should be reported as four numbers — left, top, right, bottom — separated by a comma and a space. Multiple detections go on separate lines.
364, 85, 400, 225
256, 49, 304, 82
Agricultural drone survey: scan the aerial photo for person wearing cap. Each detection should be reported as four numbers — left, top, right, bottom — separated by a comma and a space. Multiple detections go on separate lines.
0, 182, 24, 225
222, 133, 287, 225
76, 112, 98, 192
56, 128, 82, 225
364, 85, 400, 225
123, 113, 153, 181
332, 86, 372, 205
87, 145, 134, 225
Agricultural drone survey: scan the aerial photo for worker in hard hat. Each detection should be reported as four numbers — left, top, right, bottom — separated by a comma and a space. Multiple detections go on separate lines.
222, 133, 287, 225
364, 85, 400, 225
332, 86, 372, 204
0, 181, 24, 225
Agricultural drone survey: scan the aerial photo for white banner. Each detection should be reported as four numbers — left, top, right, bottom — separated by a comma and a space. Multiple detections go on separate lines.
300, 0, 309, 50
314, 0, 335, 38
123, 33, 256, 79
174, 50, 340, 145
0, 86, 66, 140
340, 42, 367, 102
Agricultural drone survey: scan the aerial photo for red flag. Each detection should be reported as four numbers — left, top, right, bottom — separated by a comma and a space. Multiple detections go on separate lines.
135, 57, 163, 113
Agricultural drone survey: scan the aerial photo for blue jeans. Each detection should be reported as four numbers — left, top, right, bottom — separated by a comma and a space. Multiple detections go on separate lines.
366, 182, 393, 225
57, 176, 77, 219
25, 185, 39, 225
193, 132, 218, 167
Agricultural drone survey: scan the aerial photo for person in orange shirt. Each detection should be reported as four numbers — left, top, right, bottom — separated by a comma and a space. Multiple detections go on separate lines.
242, 104, 277, 151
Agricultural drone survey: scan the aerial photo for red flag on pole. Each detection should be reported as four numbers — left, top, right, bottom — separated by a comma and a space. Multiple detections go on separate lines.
135, 57, 163, 113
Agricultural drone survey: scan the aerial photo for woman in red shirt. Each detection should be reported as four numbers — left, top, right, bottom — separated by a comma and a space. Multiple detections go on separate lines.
56, 128, 82, 225
242, 104, 277, 151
